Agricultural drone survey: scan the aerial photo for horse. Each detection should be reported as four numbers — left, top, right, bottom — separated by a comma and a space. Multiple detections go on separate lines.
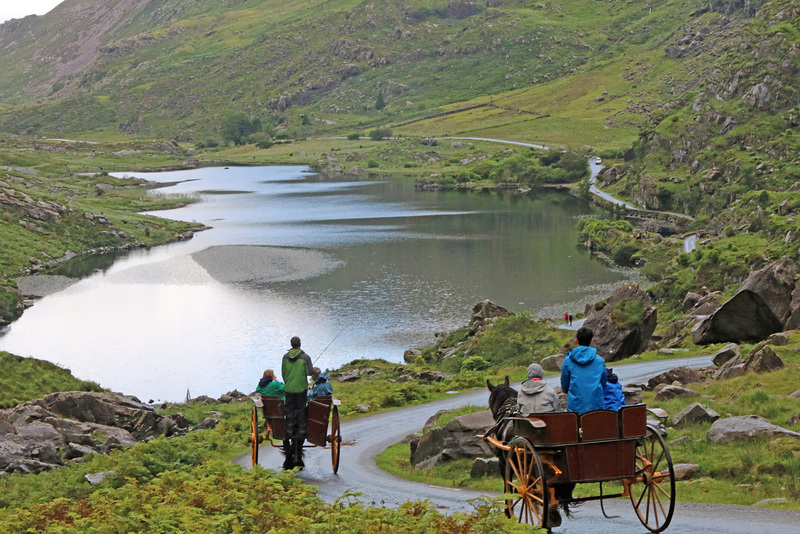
486, 376, 518, 482
486, 377, 574, 528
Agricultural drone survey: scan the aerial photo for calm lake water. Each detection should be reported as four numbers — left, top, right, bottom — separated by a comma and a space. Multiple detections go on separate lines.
0, 166, 636, 402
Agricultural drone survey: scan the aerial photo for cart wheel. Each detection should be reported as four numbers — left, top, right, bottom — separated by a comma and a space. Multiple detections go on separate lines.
504, 438, 549, 528
250, 405, 259, 468
330, 405, 341, 474
629, 426, 675, 533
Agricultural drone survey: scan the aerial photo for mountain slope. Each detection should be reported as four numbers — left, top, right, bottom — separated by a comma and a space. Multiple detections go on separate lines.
0, 0, 706, 142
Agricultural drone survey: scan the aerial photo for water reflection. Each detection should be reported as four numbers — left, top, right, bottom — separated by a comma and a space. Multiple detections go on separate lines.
0, 166, 636, 402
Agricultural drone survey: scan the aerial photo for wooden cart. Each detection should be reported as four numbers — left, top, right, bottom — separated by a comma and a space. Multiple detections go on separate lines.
484, 404, 675, 532
249, 395, 342, 473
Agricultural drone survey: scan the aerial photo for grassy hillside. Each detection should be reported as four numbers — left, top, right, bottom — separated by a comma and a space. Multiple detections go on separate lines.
0, 0, 709, 146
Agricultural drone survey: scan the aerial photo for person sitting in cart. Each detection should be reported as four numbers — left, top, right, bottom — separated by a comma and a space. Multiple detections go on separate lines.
255, 369, 285, 399
281, 336, 314, 469
603, 367, 626, 411
560, 326, 607, 414
517, 363, 561, 415
307, 367, 333, 401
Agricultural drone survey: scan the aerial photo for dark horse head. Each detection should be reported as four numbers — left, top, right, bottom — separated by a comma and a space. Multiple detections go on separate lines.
487, 376, 518, 422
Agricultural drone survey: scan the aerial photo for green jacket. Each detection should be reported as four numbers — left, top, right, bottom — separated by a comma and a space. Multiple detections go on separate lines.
256, 378, 285, 399
281, 348, 313, 394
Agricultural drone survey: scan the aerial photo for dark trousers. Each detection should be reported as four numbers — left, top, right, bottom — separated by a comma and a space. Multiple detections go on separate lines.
285, 392, 307, 439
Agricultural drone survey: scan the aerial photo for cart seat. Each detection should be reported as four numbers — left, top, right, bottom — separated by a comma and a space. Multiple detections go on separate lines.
259, 395, 286, 440
580, 410, 619, 442
513, 412, 579, 445
619, 403, 648, 438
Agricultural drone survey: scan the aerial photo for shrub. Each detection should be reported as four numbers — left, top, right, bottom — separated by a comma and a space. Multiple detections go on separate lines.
347, 133, 361, 140
461, 356, 489, 372
611, 299, 646, 328
612, 243, 639, 266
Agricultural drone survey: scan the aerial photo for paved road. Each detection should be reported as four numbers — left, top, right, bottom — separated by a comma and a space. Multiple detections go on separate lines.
232, 356, 800, 531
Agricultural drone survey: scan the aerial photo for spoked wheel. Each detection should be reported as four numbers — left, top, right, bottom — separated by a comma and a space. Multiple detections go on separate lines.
628, 426, 676, 533
330, 405, 341, 474
249, 405, 259, 468
504, 438, 549, 528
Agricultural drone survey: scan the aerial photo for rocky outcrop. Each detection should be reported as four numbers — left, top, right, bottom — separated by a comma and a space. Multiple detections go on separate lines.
0, 392, 209, 475
583, 283, 657, 362
707, 415, 800, 444
693, 258, 798, 344
468, 299, 512, 335
409, 410, 495, 469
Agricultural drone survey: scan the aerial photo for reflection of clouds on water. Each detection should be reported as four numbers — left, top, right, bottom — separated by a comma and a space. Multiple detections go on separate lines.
101, 255, 216, 285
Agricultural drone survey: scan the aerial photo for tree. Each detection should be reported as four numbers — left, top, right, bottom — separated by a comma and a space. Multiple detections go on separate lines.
220, 112, 261, 145
375, 92, 386, 110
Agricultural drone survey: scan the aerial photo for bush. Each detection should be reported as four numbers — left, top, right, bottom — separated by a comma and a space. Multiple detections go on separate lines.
612, 243, 639, 266
461, 356, 489, 372
347, 133, 361, 140
369, 128, 392, 141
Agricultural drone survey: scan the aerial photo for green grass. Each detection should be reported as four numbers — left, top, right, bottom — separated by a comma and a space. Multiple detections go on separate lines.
0, 352, 104, 408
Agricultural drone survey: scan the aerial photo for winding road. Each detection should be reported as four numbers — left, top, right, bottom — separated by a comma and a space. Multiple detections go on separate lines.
236, 356, 800, 532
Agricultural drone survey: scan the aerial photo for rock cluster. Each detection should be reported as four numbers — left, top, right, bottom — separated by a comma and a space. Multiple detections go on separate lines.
0, 392, 218, 475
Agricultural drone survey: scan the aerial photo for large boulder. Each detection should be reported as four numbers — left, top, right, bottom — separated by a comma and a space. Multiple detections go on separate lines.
708, 415, 800, 444
693, 259, 797, 344
584, 283, 658, 362
744, 345, 784, 374
409, 410, 495, 469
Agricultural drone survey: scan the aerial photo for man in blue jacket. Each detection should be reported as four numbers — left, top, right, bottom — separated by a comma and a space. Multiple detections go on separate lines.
307, 367, 333, 401
560, 326, 607, 414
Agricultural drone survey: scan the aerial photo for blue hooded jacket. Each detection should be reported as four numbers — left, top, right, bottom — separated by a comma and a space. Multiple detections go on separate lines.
307, 371, 333, 401
603, 370, 626, 411
560, 345, 607, 414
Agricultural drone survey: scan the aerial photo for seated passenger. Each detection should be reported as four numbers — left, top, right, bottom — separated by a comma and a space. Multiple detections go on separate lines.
517, 363, 561, 415
307, 367, 333, 401
255, 369, 285, 400
560, 326, 607, 414
603, 367, 626, 411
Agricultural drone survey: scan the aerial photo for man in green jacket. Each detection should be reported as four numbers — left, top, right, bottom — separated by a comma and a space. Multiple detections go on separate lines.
281, 336, 313, 469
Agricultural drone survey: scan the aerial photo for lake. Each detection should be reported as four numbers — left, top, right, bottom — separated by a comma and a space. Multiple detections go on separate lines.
0, 166, 637, 402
